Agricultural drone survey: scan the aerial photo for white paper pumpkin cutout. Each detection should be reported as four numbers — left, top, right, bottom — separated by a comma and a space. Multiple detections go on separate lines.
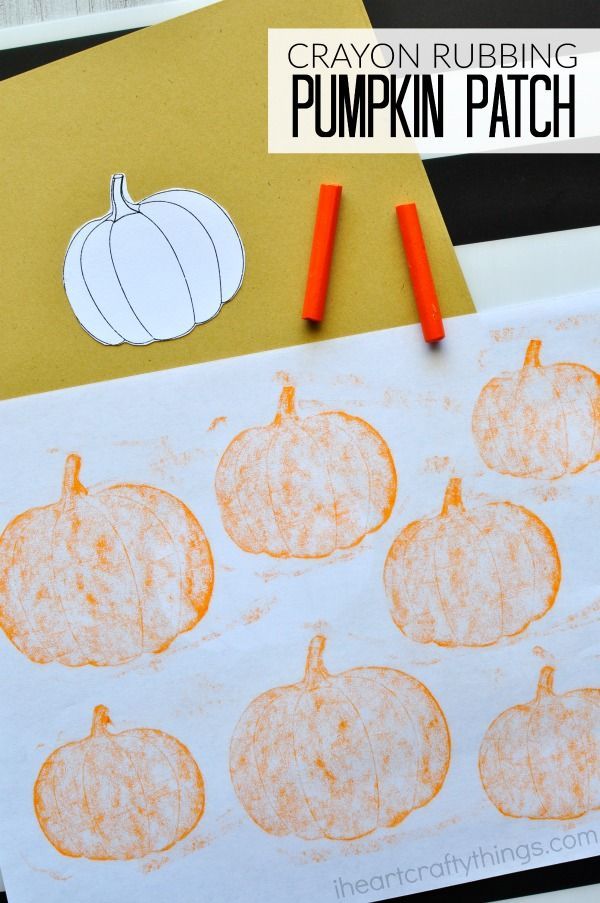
63, 173, 245, 345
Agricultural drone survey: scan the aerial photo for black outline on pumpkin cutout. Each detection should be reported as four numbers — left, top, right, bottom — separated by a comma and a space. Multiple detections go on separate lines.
63, 173, 246, 346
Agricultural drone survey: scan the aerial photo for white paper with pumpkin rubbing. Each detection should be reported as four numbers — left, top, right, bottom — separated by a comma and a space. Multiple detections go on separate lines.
0, 292, 597, 903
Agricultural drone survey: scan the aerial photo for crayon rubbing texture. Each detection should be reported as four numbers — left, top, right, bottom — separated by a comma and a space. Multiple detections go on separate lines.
230, 636, 450, 841
473, 339, 600, 480
384, 478, 560, 647
480, 667, 600, 820
215, 386, 397, 558
34, 706, 205, 860
0, 454, 213, 666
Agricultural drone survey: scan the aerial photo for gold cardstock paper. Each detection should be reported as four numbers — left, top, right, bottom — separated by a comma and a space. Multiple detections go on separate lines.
0, 0, 473, 401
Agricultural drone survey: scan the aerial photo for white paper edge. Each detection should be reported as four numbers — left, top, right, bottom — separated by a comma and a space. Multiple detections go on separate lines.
0, 0, 219, 51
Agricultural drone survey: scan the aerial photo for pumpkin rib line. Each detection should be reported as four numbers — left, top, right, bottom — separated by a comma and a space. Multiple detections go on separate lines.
79, 744, 114, 859
320, 415, 373, 545
489, 731, 514, 815
46, 750, 86, 857
81, 495, 146, 659
430, 517, 460, 645
148, 192, 245, 301
138, 210, 197, 330
572, 706, 593, 813
588, 369, 600, 464
296, 677, 382, 839
77, 220, 129, 345
582, 699, 599, 810
146, 200, 224, 312
541, 367, 571, 478
155, 193, 246, 300
107, 491, 188, 644
508, 374, 538, 477
386, 523, 422, 638
301, 418, 344, 553
524, 710, 551, 818
320, 411, 396, 537
461, 507, 512, 642
291, 679, 357, 839
130, 732, 184, 850
5, 523, 56, 662
269, 421, 337, 557
491, 381, 529, 478
264, 427, 300, 558
544, 698, 593, 817
111, 735, 156, 857
550, 365, 599, 474
49, 513, 94, 665
342, 672, 427, 820
479, 377, 527, 478
510, 508, 545, 630
228, 429, 271, 555
249, 691, 298, 836
107, 222, 157, 343
322, 680, 382, 836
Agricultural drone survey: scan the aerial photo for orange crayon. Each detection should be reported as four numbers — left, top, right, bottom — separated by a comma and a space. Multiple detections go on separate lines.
302, 183, 342, 322
395, 202, 445, 343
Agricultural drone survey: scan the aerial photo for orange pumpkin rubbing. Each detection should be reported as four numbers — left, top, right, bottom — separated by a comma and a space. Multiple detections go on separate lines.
215, 385, 397, 558
34, 706, 205, 860
473, 338, 600, 479
229, 635, 450, 841
479, 666, 600, 820
384, 477, 560, 647
0, 454, 213, 666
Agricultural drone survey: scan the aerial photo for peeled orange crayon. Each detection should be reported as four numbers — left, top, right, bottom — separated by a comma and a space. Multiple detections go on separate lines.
396, 202, 445, 343
302, 183, 342, 322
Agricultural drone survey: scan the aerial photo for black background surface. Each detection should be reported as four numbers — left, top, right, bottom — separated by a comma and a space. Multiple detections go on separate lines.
0, 2, 599, 902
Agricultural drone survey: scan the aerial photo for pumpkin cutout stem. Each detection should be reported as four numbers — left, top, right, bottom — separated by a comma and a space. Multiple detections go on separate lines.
523, 339, 543, 369
440, 477, 465, 515
61, 453, 88, 501
303, 635, 329, 689
90, 704, 112, 736
109, 173, 138, 221
535, 665, 556, 701
273, 385, 298, 425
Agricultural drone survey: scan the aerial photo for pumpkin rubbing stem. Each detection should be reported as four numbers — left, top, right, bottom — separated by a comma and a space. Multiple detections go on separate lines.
440, 477, 465, 516
61, 453, 88, 500
535, 665, 556, 701
273, 385, 297, 424
90, 705, 112, 736
523, 339, 543, 369
109, 173, 137, 221
303, 635, 329, 689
